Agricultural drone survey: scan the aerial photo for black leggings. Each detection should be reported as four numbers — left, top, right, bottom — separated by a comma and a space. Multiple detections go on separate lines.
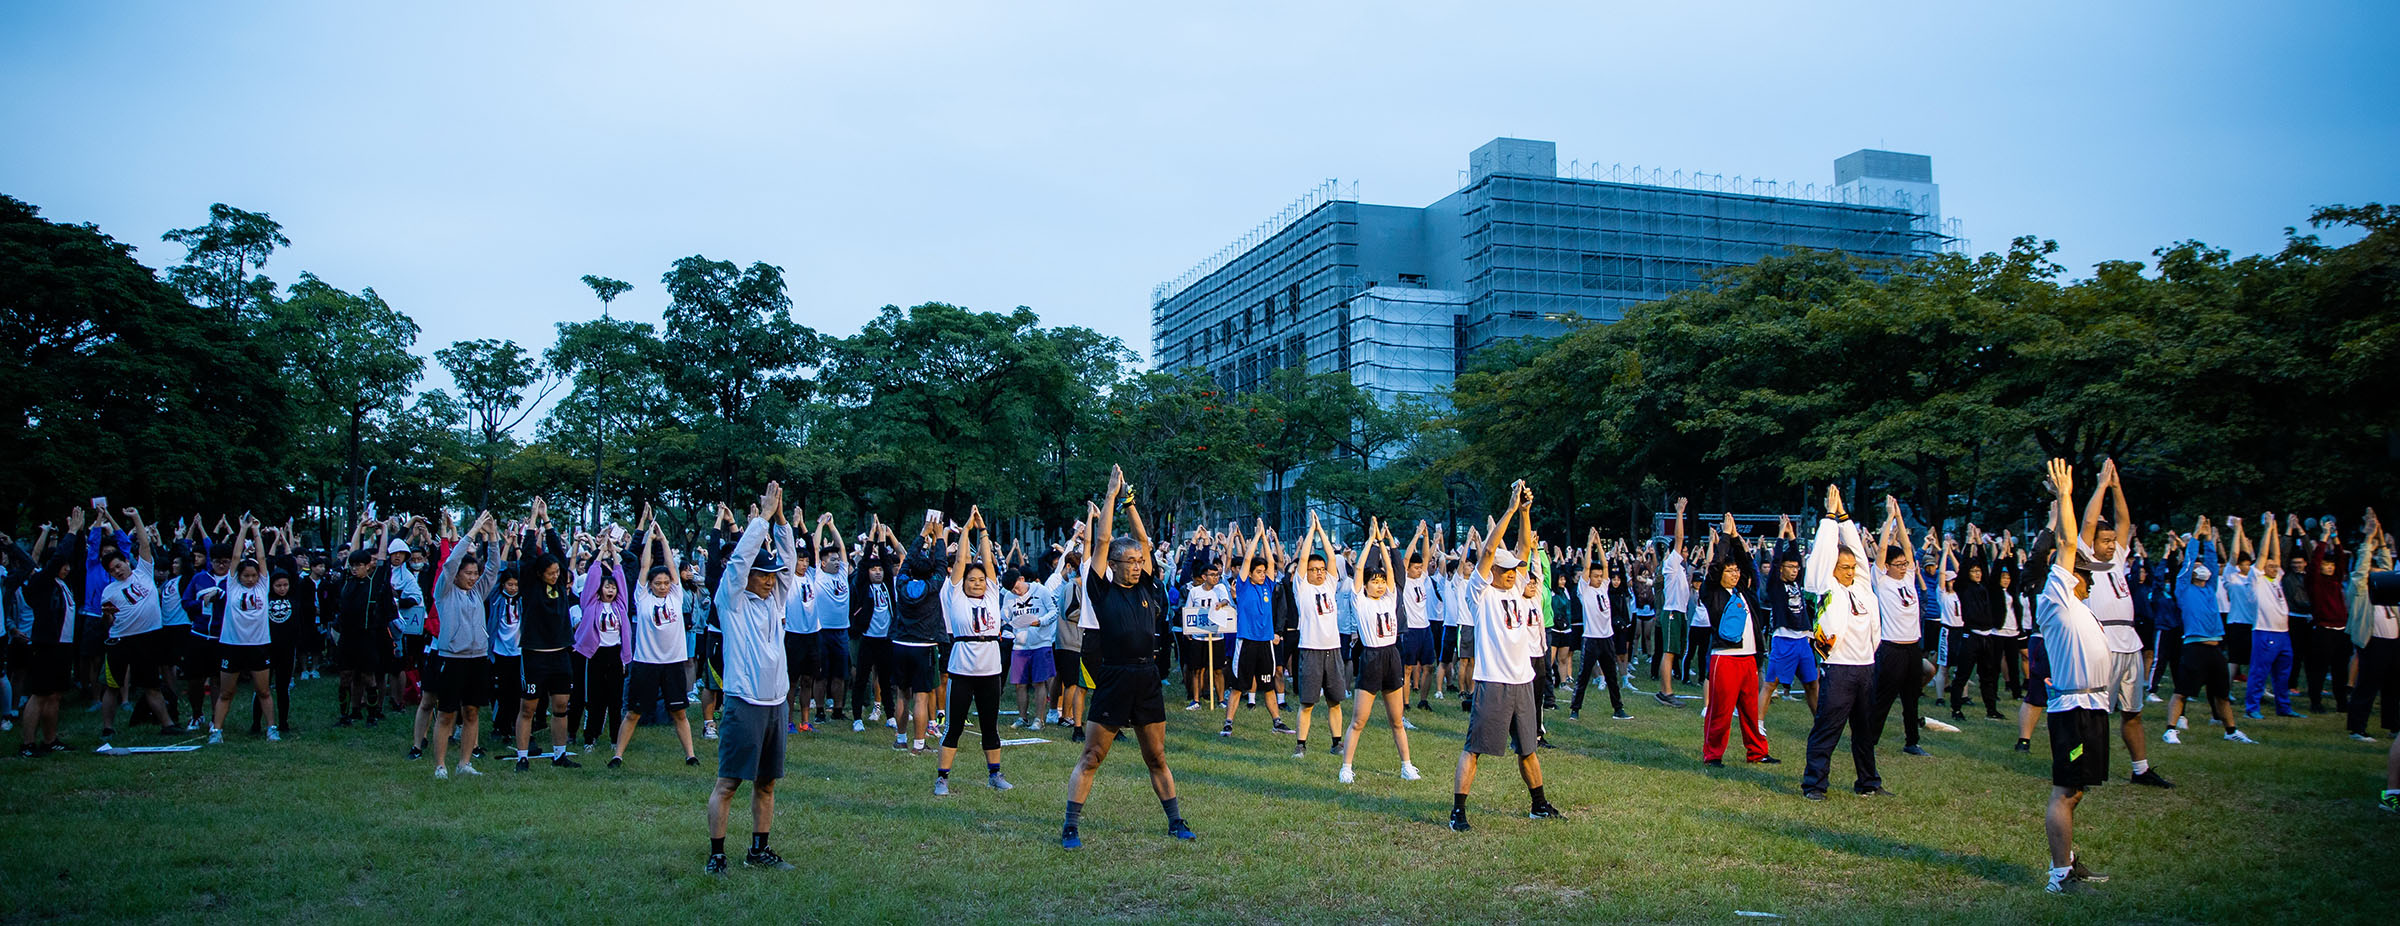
2306, 625, 2353, 711
582, 646, 622, 743
2349, 637, 2399, 736
1947, 632, 2001, 713
942, 673, 1002, 751
1569, 639, 1623, 714
261, 626, 298, 728
1865, 640, 1924, 749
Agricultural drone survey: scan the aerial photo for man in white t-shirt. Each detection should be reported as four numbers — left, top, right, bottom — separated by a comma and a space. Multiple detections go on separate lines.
1290, 512, 1349, 758
2078, 459, 2171, 788
2034, 460, 2116, 894
1567, 528, 1627, 721
1654, 499, 1691, 709
1799, 488, 1887, 800
1864, 497, 1932, 758
1448, 482, 1563, 832
807, 515, 852, 727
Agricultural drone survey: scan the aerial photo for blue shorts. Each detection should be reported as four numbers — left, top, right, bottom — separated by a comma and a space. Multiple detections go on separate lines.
1398, 626, 1435, 666
1765, 635, 1820, 685
818, 628, 852, 683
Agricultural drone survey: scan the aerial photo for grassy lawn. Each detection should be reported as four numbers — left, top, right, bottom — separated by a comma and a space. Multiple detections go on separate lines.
2, 674, 2393, 925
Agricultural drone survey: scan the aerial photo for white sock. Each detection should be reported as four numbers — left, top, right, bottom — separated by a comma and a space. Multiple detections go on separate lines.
2131, 759, 2150, 774
515, 748, 528, 758
2049, 865, 2072, 881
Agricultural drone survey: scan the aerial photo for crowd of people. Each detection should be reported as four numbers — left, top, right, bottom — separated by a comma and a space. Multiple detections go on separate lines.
3, 459, 2396, 891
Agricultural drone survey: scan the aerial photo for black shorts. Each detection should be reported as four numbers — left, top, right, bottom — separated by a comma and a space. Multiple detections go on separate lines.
216, 642, 272, 675
1228, 638, 1277, 690
181, 630, 216, 677
2048, 706, 2111, 790
625, 660, 690, 714
1087, 662, 1167, 729
102, 629, 166, 691
1178, 636, 1215, 672
22, 641, 74, 696
1056, 649, 1086, 688
2174, 641, 2231, 701
818, 629, 852, 683
699, 632, 725, 691
434, 655, 491, 714
1437, 625, 1460, 662
401, 632, 430, 671
1355, 644, 1406, 694
894, 643, 941, 694
520, 649, 574, 700
784, 631, 822, 679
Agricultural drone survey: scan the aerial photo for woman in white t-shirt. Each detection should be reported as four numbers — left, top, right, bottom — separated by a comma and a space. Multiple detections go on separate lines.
935, 508, 1011, 795
208, 519, 279, 744
610, 508, 698, 768
1338, 519, 1419, 784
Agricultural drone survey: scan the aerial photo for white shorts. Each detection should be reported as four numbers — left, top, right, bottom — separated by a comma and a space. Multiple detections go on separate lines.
2106, 650, 2146, 713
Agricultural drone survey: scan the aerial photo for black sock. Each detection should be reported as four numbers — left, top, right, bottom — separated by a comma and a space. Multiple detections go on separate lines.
937, 767, 950, 779
710, 837, 725, 857
986, 762, 1000, 775
1529, 786, 1547, 807
1451, 793, 1467, 814
750, 832, 768, 852
1161, 796, 1181, 823
1064, 800, 1083, 828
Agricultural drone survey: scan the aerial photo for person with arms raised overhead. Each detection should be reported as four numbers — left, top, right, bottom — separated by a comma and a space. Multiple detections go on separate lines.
1060, 465, 1191, 850
1698, 509, 1774, 768
2161, 515, 2253, 745
705, 482, 801, 876
429, 511, 502, 778
1447, 481, 1563, 832
2029, 459, 2116, 894
1799, 486, 1888, 801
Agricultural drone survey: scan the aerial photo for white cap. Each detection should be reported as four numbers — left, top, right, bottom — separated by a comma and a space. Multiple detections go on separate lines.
1492, 548, 1523, 570
386, 539, 410, 555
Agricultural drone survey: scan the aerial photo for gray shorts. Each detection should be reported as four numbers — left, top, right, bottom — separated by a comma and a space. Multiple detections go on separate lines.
1466, 680, 1539, 757
716, 698, 788, 782
1297, 648, 1349, 706
2106, 650, 2146, 713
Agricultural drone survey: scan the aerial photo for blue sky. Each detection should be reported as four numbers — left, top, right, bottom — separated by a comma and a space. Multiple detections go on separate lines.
5, 2, 2394, 404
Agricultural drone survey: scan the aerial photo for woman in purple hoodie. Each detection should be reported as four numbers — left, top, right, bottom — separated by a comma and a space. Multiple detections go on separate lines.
575, 535, 630, 752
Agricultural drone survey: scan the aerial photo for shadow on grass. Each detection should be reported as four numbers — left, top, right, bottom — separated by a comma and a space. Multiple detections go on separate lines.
1694, 807, 2036, 884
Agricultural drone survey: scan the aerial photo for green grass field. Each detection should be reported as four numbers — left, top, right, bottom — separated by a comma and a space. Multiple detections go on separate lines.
3, 672, 2393, 925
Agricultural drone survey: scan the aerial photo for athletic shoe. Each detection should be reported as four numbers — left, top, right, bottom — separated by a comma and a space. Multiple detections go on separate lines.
1654, 692, 1678, 708
2145, 692, 2163, 703
1071, 727, 1086, 744
1219, 722, 1233, 738
16, 746, 35, 759
703, 721, 717, 740
1401, 718, 1418, 731
886, 716, 899, 730
1802, 790, 1827, 802
1399, 763, 1422, 781
1704, 759, 1725, 768
1416, 700, 1431, 710
988, 772, 1012, 791
706, 854, 729, 876
457, 762, 482, 776
1046, 709, 1061, 724
2381, 791, 2400, 813
607, 756, 623, 769
2130, 768, 2175, 788
2276, 710, 2307, 718
1272, 720, 1295, 734
796, 721, 814, 734
406, 744, 421, 760
934, 777, 950, 796
1060, 825, 1082, 850
552, 755, 582, 768
1932, 697, 1947, 708
1903, 745, 1931, 757
1184, 701, 1200, 711
2015, 738, 2030, 752
743, 848, 794, 871
1854, 786, 1894, 797
2353, 733, 2378, 742
2162, 729, 2182, 745
869, 705, 885, 722
893, 735, 910, 751
186, 718, 204, 732
47, 740, 69, 753
2173, 715, 2188, 730
686, 755, 700, 767
786, 722, 798, 734
266, 726, 281, 742
2046, 871, 2085, 894
1754, 756, 1782, 765
1613, 710, 1632, 720
2244, 709, 2264, 720
434, 765, 449, 781
515, 756, 530, 772
1923, 718, 1960, 733
1432, 691, 1444, 700
1028, 721, 1043, 731
1528, 801, 1564, 820
1623, 681, 1642, 694
1537, 737, 1556, 749
1292, 742, 1306, 758
1568, 711, 1580, 721
1447, 810, 1470, 832
852, 719, 866, 733
1338, 765, 1355, 784
1168, 819, 1195, 840
2069, 858, 2109, 883
2225, 730, 2257, 744
208, 729, 224, 745
1951, 710, 1966, 722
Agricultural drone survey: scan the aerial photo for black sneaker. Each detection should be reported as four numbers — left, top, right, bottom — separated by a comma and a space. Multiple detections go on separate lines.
407, 745, 423, 761
1704, 759, 1725, 768
1754, 756, 1782, 765
686, 755, 701, 767
515, 756, 530, 772
1329, 737, 1342, 754
1060, 825, 1082, 850
17, 745, 35, 759
1071, 727, 1086, 744
1951, 710, 1966, 722
47, 740, 69, 753
1612, 710, 1632, 720
1654, 692, 1678, 708
1986, 710, 2006, 720
744, 848, 795, 871
471, 746, 485, 759
1446, 809, 1471, 832
1167, 819, 1195, 840
2015, 738, 2031, 752
552, 755, 582, 769
1292, 742, 1306, 758
1802, 790, 1827, 802
1902, 745, 1930, 757
2130, 768, 2176, 789
1416, 700, 1430, 710
705, 854, 728, 876
1528, 802, 1564, 820
1272, 720, 1295, 734
1219, 722, 1233, 738
1568, 711, 1580, 721
607, 756, 623, 769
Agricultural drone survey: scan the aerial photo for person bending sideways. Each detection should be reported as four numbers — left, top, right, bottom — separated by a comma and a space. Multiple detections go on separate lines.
1061, 466, 1192, 850
705, 482, 800, 876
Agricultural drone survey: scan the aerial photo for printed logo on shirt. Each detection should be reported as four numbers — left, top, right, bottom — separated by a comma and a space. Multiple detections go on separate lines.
972, 605, 996, 635
2106, 573, 2127, 599
651, 604, 676, 628
600, 611, 620, 634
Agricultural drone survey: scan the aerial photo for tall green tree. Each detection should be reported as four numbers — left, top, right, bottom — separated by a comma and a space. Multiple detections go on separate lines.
162, 203, 288, 319
271, 273, 423, 528
435, 338, 557, 512
657, 256, 817, 506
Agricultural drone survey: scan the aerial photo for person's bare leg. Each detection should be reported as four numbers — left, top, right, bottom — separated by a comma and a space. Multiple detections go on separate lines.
1517, 752, 1544, 789
2019, 703, 2044, 741
751, 779, 776, 833
432, 711, 457, 767
1385, 689, 1412, 765
461, 706, 480, 763
670, 708, 694, 758
211, 672, 237, 731
515, 697, 539, 755
1339, 694, 1373, 767
1453, 751, 1480, 795
708, 778, 740, 839
2120, 712, 2148, 763
1067, 723, 1119, 803
2046, 786, 2081, 867
1135, 722, 1176, 801
548, 693, 572, 752
613, 711, 642, 760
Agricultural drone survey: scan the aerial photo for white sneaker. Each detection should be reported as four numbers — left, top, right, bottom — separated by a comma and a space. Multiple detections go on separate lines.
1028, 721, 1042, 731
186, 719, 204, 732
2225, 730, 2257, 744
2174, 715, 2188, 730
456, 762, 482, 776
2163, 729, 2182, 745
1401, 718, 1418, 731
434, 765, 450, 781
208, 728, 223, 745
1399, 763, 1422, 781
1046, 709, 1061, 724
1338, 765, 1355, 784
1185, 701, 1201, 711
868, 705, 884, 722
1434, 691, 1445, 700
852, 719, 866, 733
886, 717, 898, 730
703, 720, 718, 740
266, 726, 281, 742
1924, 718, 1960, 733
1624, 681, 1642, 694
2145, 692, 2164, 703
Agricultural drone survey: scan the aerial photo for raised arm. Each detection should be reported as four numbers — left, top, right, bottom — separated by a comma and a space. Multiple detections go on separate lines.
1670, 497, 1687, 561
951, 506, 979, 587
2049, 459, 2079, 568
820, 512, 849, 573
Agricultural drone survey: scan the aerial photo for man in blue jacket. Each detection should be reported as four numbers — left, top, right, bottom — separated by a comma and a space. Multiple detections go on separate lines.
2163, 517, 2255, 745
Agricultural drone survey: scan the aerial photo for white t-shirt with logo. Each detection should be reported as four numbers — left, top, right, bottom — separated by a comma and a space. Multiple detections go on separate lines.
220, 576, 272, 646
1873, 571, 1921, 644
942, 584, 1003, 676
1355, 591, 1399, 648
1466, 574, 1544, 685
102, 561, 162, 638
810, 566, 851, 630
1401, 575, 1431, 630
2250, 566, 2289, 634
2079, 546, 2142, 654
1293, 577, 1340, 650
630, 587, 687, 664
1577, 581, 1613, 640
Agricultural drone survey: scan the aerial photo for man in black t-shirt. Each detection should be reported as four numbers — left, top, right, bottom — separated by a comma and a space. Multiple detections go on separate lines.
1061, 466, 1192, 850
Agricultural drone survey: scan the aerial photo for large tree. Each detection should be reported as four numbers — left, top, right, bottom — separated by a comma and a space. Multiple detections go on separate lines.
271, 273, 423, 528
436, 338, 557, 512
657, 256, 817, 507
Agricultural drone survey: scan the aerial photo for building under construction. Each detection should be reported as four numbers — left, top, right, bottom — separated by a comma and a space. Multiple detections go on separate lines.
1150, 138, 1961, 404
